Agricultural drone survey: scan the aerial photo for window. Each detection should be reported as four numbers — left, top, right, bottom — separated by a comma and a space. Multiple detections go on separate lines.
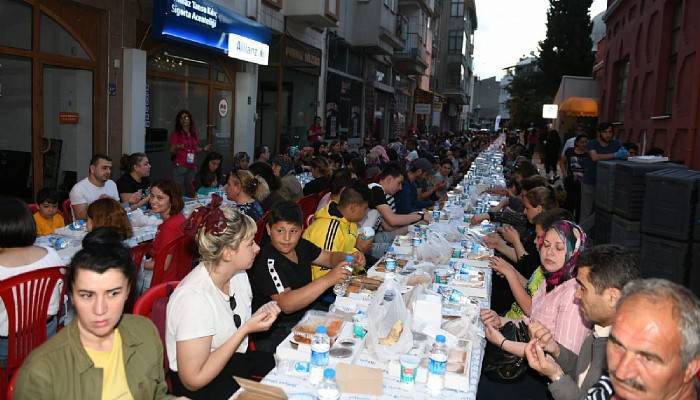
384, 0, 395, 11
664, 1, 682, 114
614, 59, 630, 122
447, 63, 461, 85
450, 0, 464, 17
448, 30, 462, 53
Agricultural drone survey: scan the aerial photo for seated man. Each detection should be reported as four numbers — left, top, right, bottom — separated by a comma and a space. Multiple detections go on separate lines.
69, 154, 120, 220
363, 162, 430, 259
525, 245, 640, 400
249, 201, 365, 352
303, 183, 371, 280
584, 279, 700, 400
432, 158, 453, 199
394, 158, 441, 214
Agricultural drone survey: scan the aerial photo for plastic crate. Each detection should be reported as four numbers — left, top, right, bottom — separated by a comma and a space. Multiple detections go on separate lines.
595, 161, 619, 212
594, 208, 613, 245
640, 234, 690, 284
641, 169, 700, 241
610, 215, 641, 251
613, 162, 686, 220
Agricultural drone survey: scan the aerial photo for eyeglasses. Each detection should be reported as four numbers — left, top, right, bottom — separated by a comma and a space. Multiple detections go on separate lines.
229, 295, 242, 328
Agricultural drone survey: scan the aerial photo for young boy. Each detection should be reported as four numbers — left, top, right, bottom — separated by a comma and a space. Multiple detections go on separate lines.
303, 183, 371, 280
33, 188, 65, 236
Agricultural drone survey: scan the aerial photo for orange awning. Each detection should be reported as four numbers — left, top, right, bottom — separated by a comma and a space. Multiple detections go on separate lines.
559, 97, 598, 117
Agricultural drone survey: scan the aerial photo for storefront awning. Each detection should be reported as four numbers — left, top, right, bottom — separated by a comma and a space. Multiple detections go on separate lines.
559, 97, 598, 117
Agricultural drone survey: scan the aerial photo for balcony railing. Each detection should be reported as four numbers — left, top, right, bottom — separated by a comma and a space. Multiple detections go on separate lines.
395, 33, 427, 61
396, 14, 409, 40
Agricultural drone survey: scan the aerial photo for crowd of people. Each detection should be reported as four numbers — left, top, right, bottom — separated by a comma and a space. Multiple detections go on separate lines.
1, 113, 699, 400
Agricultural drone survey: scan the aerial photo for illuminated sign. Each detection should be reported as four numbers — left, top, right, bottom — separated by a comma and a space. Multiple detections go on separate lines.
153, 0, 271, 63
542, 104, 559, 119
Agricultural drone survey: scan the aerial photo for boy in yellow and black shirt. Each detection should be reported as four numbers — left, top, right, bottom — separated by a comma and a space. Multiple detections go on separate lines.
303, 183, 371, 280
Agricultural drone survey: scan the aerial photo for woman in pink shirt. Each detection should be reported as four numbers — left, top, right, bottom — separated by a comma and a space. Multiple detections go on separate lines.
479, 220, 590, 399
170, 110, 210, 197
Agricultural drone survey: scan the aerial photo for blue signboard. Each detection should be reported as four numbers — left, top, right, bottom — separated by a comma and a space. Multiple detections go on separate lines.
152, 0, 271, 62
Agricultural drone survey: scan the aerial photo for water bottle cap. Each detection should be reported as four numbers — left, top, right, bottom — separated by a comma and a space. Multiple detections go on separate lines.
436, 335, 446, 343
315, 325, 327, 334
323, 368, 336, 379
345, 255, 353, 262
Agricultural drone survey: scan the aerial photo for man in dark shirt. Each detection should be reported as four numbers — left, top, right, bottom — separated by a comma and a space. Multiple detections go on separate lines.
249, 201, 363, 352
580, 123, 627, 231
394, 158, 436, 214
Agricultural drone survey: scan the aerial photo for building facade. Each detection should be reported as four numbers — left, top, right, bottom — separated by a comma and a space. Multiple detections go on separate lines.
596, 0, 700, 167
472, 76, 500, 130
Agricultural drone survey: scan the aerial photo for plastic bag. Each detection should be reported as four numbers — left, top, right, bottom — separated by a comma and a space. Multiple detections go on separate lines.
416, 232, 452, 265
428, 222, 461, 242
366, 278, 414, 362
442, 301, 483, 341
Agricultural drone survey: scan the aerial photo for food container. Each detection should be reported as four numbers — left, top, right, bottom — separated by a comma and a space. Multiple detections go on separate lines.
291, 310, 344, 345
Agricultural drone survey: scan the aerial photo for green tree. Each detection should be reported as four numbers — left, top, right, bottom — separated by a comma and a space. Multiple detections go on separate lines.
538, 0, 594, 97
506, 69, 548, 129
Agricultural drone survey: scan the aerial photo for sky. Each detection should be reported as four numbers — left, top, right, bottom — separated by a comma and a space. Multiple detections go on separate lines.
472, 0, 608, 80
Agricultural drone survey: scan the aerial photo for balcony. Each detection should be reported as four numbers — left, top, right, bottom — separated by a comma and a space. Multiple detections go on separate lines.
392, 33, 429, 75
351, 1, 405, 55
398, 0, 435, 15
283, 0, 339, 28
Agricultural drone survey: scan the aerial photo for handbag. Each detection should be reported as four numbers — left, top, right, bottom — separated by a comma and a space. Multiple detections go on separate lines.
482, 320, 530, 382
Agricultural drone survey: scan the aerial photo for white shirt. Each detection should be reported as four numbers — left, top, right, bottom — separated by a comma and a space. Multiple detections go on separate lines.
69, 177, 119, 207
166, 263, 252, 371
406, 150, 419, 162
0, 246, 64, 336
561, 136, 577, 156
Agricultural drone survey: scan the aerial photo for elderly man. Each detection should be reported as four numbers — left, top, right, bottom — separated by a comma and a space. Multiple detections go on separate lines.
586, 279, 700, 400
525, 245, 640, 400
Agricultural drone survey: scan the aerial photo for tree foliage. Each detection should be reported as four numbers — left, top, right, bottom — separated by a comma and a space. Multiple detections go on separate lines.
506, 69, 548, 129
538, 0, 595, 96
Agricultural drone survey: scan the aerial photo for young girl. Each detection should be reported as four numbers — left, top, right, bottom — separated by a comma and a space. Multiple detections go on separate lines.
196, 171, 219, 197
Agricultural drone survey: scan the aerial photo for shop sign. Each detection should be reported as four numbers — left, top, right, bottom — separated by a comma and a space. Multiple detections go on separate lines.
153, 0, 271, 64
282, 37, 322, 75
415, 103, 431, 115
58, 112, 79, 124
228, 33, 269, 65
542, 104, 558, 119
218, 98, 229, 117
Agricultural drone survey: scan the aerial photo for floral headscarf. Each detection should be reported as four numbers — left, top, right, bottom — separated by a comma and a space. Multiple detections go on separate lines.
542, 220, 587, 292
370, 145, 389, 163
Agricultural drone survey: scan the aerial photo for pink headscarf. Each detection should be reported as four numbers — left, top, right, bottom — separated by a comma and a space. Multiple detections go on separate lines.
370, 145, 389, 163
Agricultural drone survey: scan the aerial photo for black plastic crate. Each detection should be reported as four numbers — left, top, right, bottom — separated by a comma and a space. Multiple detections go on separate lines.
640, 234, 690, 284
594, 208, 613, 245
613, 162, 686, 220
611, 215, 641, 251
642, 169, 700, 241
595, 161, 619, 212
690, 243, 700, 297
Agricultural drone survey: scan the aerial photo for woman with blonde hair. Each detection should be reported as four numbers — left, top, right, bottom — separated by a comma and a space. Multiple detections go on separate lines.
167, 195, 280, 399
302, 157, 331, 196
86, 197, 133, 240
225, 169, 269, 220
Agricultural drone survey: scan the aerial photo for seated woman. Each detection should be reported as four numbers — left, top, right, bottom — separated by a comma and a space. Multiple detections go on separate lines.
271, 155, 303, 203
195, 151, 224, 190
225, 169, 269, 221
138, 179, 186, 294
232, 151, 250, 171
0, 197, 63, 360
249, 201, 365, 352
15, 228, 173, 399
116, 152, 151, 211
249, 161, 285, 212
166, 197, 281, 400
86, 197, 133, 240
302, 157, 331, 196
478, 220, 591, 399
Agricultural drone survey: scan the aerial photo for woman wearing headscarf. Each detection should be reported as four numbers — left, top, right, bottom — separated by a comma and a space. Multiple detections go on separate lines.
478, 220, 591, 399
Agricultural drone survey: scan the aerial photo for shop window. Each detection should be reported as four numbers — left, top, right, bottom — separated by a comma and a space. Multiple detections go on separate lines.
664, 1, 682, 115
348, 51, 363, 77
40, 13, 89, 59
614, 59, 629, 122
0, 0, 31, 50
148, 49, 209, 80
448, 30, 461, 54
450, 0, 464, 17
210, 64, 231, 83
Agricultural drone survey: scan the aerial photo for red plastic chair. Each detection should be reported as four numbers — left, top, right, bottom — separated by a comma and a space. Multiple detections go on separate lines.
133, 281, 180, 375
130, 241, 153, 268
0, 267, 65, 398
150, 236, 194, 288
254, 212, 269, 245
5, 370, 18, 400
61, 199, 72, 224
26, 203, 39, 215
297, 194, 320, 221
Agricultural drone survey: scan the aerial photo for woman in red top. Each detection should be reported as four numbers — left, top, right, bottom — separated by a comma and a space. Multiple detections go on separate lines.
307, 116, 324, 144
137, 179, 186, 295
170, 110, 211, 197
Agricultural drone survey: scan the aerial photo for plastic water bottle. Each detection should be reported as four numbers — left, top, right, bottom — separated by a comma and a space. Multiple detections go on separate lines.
310, 326, 331, 385
426, 335, 448, 393
333, 255, 354, 297
316, 368, 341, 400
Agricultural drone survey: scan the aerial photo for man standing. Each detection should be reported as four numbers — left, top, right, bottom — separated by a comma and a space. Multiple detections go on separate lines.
525, 245, 640, 400
394, 158, 440, 214
579, 123, 628, 231
586, 279, 700, 400
69, 154, 120, 220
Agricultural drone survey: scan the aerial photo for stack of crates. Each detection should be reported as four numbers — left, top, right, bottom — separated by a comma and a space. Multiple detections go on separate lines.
609, 162, 686, 258
593, 161, 619, 245
640, 168, 700, 294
